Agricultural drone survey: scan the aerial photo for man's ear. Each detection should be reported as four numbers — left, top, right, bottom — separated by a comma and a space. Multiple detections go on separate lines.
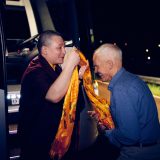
106, 60, 113, 70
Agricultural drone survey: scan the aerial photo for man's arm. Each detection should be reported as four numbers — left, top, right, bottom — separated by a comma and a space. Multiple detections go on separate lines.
105, 87, 140, 147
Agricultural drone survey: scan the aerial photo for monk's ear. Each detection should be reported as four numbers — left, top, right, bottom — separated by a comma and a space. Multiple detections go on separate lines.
41, 46, 48, 55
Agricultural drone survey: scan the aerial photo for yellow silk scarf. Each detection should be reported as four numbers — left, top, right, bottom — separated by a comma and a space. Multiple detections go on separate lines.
50, 51, 114, 159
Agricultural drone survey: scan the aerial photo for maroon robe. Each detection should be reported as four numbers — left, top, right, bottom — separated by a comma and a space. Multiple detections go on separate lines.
18, 54, 64, 160
18, 54, 84, 160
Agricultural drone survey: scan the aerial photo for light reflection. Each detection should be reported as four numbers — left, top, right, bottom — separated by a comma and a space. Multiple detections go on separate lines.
147, 56, 151, 60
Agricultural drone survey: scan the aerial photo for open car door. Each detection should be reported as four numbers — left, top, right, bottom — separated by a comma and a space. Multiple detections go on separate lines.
0, 1, 9, 160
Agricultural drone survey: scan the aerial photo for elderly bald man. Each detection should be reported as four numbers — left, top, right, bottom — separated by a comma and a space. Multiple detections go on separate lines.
89, 43, 160, 160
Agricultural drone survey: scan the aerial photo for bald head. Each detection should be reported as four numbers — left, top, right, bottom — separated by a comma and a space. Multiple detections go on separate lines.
93, 43, 122, 63
93, 43, 123, 81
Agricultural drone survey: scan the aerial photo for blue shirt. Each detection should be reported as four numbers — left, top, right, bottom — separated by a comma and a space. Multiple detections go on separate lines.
105, 67, 160, 148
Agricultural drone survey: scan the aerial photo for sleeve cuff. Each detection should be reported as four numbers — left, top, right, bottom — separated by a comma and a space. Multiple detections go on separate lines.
105, 129, 113, 137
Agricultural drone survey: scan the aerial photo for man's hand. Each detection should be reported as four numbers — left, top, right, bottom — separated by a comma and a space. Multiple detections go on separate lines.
97, 121, 108, 135
88, 110, 108, 134
88, 110, 99, 123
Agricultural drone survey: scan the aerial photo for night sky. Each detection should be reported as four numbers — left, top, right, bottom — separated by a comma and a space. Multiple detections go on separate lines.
89, 0, 160, 76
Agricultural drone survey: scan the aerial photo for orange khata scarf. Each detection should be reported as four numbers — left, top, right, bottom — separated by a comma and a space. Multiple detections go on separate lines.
49, 51, 115, 159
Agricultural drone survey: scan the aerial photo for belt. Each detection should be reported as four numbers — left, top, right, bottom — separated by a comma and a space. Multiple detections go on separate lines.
134, 142, 157, 147
123, 142, 158, 148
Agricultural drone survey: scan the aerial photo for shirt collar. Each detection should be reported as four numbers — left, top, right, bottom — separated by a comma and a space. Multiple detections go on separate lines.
108, 67, 125, 91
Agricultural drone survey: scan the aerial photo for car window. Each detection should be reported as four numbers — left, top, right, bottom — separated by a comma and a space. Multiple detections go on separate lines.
5, 5, 33, 85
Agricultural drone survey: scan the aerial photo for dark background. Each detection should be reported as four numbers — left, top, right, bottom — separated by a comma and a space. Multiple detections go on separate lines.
5, 0, 160, 77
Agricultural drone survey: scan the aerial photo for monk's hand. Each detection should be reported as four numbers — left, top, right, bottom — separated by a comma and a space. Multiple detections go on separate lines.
79, 66, 87, 79
68, 47, 80, 67
62, 46, 80, 70
78, 60, 89, 79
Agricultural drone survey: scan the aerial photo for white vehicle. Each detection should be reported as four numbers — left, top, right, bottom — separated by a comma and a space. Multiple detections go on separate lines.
1, 1, 97, 159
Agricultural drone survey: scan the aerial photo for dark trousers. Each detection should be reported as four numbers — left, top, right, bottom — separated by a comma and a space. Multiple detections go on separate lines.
76, 135, 120, 160
118, 144, 160, 160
